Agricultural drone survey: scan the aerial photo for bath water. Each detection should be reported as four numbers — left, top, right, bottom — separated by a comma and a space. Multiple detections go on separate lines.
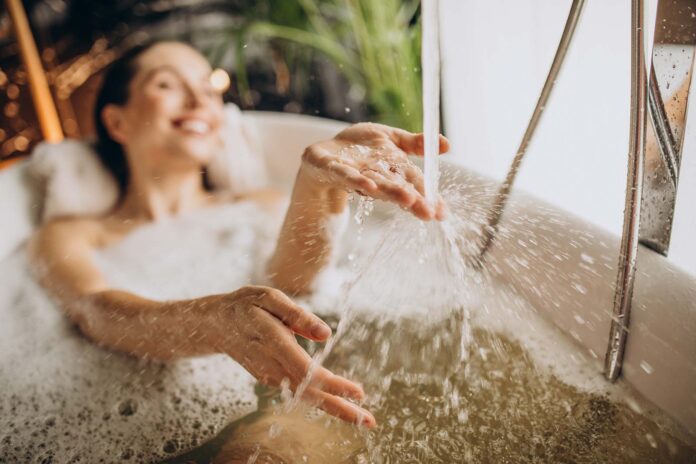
163, 7, 696, 460
165, 172, 696, 463
6, 3, 696, 461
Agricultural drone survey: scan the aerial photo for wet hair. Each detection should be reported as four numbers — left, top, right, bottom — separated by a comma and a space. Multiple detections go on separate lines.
93, 42, 156, 195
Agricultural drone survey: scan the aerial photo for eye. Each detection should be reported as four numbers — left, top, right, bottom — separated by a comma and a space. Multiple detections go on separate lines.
151, 71, 181, 91
155, 78, 175, 90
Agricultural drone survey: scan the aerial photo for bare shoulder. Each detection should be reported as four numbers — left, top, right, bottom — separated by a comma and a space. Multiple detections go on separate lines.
241, 188, 287, 206
30, 216, 109, 257
215, 188, 288, 213
28, 216, 117, 301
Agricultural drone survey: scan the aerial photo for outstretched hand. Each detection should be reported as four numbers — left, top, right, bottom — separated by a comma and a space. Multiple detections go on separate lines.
211, 286, 376, 428
299, 123, 450, 220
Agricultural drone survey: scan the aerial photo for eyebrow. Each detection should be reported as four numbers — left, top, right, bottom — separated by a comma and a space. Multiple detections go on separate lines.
140, 65, 211, 85
140, 65, 182, 83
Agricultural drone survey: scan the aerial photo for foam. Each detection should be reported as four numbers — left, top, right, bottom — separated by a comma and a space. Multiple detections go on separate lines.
0, 191, 677, 462
0, 201, 291, 462
93, 202, 280, 301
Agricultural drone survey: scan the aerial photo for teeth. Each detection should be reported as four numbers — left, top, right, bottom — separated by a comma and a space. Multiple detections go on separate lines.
179, 119, 210, 134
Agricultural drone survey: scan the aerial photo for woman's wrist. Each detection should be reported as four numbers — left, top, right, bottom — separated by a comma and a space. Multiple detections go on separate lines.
294, 162, 349, 214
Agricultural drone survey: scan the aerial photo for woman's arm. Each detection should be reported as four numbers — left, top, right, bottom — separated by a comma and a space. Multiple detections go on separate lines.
266, 169, 350, 295
268, 123, 449, 295
28, 218, 223, 359
28, 219, 375, 426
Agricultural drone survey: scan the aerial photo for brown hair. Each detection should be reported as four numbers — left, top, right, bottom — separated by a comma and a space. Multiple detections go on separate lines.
93, 42, 156, 195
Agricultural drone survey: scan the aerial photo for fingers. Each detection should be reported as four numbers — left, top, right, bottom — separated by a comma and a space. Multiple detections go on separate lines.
438, 134, 451, 154
435, 198, 447, 220
403, 166, 447, 220
361, 170, 409, 203
362, 167, 437, 221
335, 122, 449, 155
305, 126, 447, 221
255, 287, 332, 341
250, 306, 364, 401
388, 127, 450, 156
404, 164, 426, 196
311, 366, 365, 400
305, 145, 378, 194
303, 387, 377, 428
403, 166, 435, 219
389, 127, 422, 154
269, 350, 364, 402
248, 357, 375, 428
237, 303, 374, 428
325, 160, 378, 193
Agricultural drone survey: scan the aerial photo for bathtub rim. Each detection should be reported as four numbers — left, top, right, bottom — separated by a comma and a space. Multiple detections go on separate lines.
1, 110, 695, 438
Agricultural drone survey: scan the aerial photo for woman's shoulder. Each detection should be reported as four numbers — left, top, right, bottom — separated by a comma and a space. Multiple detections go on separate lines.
32, 214, 125, 251
33, 217, 94, 244
213, 188, 288, 213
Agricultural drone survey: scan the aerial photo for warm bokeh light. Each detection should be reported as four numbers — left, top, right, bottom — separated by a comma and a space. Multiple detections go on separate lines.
209, 68, 230, 93
13, 135, 28, 151
6, 84, 19, 99
4, 102, 19, 118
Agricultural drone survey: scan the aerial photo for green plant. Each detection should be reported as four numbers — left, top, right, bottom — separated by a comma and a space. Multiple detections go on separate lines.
211, 0, 423, 132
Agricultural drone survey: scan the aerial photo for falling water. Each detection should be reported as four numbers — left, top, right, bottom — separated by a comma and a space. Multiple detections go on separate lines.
157, 3, 695, 461
159, 167, 696, 463
421, 0, 441, 205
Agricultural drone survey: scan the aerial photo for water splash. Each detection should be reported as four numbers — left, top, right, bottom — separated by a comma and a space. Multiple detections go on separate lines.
238, 168, 696, 463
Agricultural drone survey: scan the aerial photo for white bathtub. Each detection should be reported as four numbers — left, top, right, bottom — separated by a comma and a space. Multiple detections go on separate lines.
1, 111, 694, 438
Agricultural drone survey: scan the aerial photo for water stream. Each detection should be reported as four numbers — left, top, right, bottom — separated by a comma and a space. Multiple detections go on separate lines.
166, 3, 696, 462
421, 0, 441, 205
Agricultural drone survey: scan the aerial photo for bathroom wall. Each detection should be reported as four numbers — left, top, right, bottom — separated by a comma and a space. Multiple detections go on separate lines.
440, 0, 696, 277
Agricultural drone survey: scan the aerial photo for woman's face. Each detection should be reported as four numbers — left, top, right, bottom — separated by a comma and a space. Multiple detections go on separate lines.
105, 42, 225, 171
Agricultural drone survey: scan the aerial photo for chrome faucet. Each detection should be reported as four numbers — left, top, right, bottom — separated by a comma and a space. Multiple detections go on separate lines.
471, 0, 695, 381
606, 0, 695, 381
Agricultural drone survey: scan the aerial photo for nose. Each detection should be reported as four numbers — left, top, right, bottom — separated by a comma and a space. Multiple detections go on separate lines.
182, 82, 204, 109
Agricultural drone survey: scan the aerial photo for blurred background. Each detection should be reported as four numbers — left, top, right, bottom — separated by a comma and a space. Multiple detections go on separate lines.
0, 0, 423, 164
2, 0, 695, 274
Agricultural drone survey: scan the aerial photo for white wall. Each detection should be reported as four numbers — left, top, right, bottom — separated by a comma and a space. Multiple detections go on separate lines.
440, 0, 696, 276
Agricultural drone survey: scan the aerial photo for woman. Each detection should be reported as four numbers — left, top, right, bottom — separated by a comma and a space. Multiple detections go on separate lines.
29, 41, 448, 429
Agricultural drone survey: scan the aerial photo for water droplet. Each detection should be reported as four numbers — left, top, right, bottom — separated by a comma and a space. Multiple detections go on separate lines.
640, 360, 654, 374
571, 283, 588, 294
625, 397, 643, 414
645, 433, 658, 448
269, 422, 282, 438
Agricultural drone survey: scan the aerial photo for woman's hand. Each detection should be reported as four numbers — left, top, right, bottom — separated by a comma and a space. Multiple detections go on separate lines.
299, 123, 450, 220
203, 286, 376, 427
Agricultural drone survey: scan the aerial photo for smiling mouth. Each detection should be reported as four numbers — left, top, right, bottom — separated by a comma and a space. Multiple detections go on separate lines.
172, 118, 212, 136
